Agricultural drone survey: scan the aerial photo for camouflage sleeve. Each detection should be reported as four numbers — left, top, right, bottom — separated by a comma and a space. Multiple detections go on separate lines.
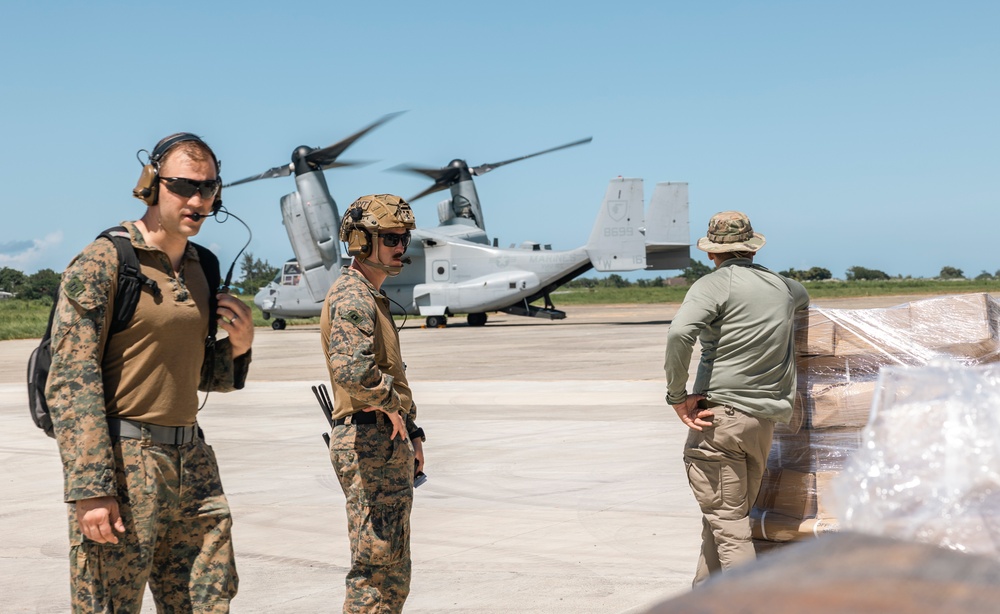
325, 286, 403, 412
199, 339, 252, 392
405, 410, 419, 438
46, 240, 118, 502
405, 401, 418, 429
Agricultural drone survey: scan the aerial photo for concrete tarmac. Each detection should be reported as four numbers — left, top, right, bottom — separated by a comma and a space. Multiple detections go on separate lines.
0, 298, 918, 613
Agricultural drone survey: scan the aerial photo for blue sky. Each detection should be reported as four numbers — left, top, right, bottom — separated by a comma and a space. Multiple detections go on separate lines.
2, 2, 997, 280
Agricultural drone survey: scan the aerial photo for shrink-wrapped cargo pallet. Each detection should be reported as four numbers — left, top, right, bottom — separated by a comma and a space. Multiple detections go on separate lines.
753, 293, 1000, 553
835, 361, 1000, 559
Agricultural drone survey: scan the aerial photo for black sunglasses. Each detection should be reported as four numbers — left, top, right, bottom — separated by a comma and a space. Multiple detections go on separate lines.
160, 176, 221, 200
379, 231, 411, 248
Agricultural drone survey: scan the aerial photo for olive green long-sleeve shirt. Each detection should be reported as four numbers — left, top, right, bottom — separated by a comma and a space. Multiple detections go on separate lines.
665, 258, 809, 424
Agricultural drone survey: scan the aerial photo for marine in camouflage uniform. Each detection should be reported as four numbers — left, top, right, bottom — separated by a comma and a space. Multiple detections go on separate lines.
46, 134, 254, 613
321, 194, 425, 614
665, 211, 809, 586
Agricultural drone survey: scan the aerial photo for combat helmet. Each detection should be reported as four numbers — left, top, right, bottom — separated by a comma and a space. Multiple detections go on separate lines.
340, 194, 416, 275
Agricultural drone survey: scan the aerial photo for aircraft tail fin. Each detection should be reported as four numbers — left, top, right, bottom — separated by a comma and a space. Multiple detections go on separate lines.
585, 177, 647, 271
644, 182, 691, 270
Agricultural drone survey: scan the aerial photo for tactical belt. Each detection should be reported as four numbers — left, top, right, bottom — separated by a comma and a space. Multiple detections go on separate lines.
703, 401, 735, 409
108, 417, 199, 445
333, 411, 380, 426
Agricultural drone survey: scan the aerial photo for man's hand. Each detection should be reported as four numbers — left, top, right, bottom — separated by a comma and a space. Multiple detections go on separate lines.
362, 406, 406, 440
217, 293, 254, 357
413, 436, 425, 473
672, 394, 715, 432
75, 496, 125, 544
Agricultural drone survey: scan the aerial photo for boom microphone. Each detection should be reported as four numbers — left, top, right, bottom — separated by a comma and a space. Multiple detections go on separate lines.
189, 212, 214, 221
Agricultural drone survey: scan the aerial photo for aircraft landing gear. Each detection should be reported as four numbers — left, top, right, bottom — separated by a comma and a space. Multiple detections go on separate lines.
467, 313, 488, 326
272, 319, 287, 330
425, 315, 447, 328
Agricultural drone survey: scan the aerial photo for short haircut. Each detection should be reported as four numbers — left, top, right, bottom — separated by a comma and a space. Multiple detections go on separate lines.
161, 139, 217, 169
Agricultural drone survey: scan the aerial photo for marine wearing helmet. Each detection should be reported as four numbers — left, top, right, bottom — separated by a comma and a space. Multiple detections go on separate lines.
339, 194, 416, 276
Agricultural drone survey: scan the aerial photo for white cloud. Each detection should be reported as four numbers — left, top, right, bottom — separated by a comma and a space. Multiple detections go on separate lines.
0, 232, 64, 270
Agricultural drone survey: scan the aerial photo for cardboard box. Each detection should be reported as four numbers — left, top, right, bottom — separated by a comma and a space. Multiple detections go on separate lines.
909, 293, 1000, 360
795, 306, 911, 358
754, 468, 817, 519
777, 390, 808, 435
814, 471, 840, 520
754, 468, 841, 520
768, 427, 862, 473
797, 354, 912, 380
807, 379, 877, 428
750, 509, 839, 542
832, 306, 912, 356
795, 309, 834, 356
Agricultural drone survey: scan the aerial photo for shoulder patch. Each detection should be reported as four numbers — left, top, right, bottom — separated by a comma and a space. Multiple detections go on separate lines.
342, 310, 365, 326
63, 276, 86, 299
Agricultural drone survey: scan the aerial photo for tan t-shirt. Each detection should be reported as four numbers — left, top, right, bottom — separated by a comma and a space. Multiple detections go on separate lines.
102, 240, 211, 426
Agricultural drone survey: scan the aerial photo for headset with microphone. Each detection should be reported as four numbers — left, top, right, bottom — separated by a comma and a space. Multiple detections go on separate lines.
132, 133, 223, 214
344, 207, 371, 256
339, 194, 416, 277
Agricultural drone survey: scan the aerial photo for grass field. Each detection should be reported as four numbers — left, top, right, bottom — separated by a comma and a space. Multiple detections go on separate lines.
553, 278, 1000, 305
4, 279, 998, 341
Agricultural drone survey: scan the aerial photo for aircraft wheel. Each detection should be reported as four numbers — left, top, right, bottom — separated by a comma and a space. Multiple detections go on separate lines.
272, 319, 287, 330
426, 315, 447, 328
467, 313, 488, 326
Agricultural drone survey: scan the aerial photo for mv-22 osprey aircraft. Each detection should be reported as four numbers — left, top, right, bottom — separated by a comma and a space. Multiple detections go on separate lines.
226, 115, 691, 329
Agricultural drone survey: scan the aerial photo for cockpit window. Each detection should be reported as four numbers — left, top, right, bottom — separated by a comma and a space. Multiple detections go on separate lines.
281, 262, 302, 286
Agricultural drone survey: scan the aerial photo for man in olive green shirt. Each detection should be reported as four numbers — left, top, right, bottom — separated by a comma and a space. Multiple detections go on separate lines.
665, 211, 809, 586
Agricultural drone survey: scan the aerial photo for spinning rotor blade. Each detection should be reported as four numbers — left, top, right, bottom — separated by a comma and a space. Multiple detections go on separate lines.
471, 137, 592, 176
394, 136, 592, 201
224, 163, 293, 188
223, 112, 403, 188
391, 163, 464, 201
305, 111, 404, 170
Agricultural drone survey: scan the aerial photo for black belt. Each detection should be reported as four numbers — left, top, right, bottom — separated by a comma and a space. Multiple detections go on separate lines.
108, 417, 199, 445
333, 411, 380, 426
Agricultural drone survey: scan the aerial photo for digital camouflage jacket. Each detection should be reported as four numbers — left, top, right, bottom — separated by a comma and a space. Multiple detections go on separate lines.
321, 266, 417, 432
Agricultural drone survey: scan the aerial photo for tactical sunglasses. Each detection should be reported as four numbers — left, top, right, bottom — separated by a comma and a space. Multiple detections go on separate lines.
379, 231, 411, 248
160, 177, 221, 200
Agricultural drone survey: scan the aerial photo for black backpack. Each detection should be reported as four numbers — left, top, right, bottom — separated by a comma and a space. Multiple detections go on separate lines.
27, 227, 220, 437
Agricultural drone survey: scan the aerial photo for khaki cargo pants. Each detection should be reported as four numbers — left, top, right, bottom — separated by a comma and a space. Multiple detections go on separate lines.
683, 404, 774, 586
67, 435, 237, 613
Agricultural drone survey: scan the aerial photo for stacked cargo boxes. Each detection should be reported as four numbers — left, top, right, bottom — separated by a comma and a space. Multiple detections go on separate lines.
752, 293, 1000, 553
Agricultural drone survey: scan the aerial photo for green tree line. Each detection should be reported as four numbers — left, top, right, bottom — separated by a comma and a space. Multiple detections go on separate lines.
3, 257, 996, 300
0, 252, 280, 300
564, 260, 999, 288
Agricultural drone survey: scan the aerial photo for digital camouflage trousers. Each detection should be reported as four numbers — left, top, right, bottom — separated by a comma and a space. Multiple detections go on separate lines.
67, 434, 237, 613
330, 417, 415, 614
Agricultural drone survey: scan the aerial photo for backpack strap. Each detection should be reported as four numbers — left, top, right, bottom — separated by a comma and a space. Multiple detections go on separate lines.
190, 241, 221, 345
97, 227, 160, 337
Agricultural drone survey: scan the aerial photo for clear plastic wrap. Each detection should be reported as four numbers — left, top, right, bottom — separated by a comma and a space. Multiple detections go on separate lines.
833, 361, 1000, 558
752, 293, 1000, 547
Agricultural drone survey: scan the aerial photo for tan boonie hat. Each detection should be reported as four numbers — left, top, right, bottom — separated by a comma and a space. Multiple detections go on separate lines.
696, 210, 766, 253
